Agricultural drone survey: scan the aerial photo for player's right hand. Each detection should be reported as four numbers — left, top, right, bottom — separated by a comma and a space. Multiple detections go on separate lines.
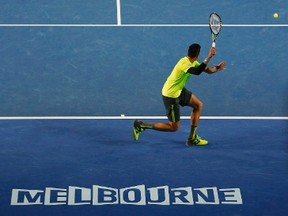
209, 47, 216, 57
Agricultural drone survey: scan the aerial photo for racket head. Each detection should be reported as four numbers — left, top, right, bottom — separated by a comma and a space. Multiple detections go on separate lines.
209, 12, 222, 42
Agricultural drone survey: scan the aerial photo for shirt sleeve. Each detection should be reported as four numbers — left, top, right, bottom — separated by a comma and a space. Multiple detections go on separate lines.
186, 61, 207, 75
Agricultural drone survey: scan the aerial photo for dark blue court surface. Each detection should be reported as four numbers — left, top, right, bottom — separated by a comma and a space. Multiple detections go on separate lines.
0, 119, 287, 216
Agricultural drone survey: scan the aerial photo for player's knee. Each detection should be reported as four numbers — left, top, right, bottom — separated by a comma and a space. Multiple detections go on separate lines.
199, 101, 203, 110
195, 101, 203, 111
170, 122, 180, 132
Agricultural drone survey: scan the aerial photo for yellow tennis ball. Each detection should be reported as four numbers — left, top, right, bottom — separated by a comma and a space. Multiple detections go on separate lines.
273, 13, 279, 19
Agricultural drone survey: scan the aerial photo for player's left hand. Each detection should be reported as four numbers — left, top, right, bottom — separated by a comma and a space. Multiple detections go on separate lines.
217, 61, 226, 71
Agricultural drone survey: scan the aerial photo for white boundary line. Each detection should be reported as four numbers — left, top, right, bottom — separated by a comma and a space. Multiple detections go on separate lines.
0, 116, 287, 120
0, 24, 287, 27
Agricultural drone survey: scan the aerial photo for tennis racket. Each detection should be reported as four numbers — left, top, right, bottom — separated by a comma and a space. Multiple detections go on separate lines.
209, 12, 222, 48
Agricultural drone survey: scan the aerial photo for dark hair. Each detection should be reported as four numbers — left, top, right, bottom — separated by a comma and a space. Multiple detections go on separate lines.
187, 43, 201, 58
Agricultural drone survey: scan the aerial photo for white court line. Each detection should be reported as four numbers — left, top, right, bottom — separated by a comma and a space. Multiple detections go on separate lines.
116, 0, 122, 26
0, 24, 287, 27
0, 116, 287, 120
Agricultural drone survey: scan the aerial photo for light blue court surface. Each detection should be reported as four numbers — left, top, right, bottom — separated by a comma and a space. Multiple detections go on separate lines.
0, 0, 287, 116
0, 118, 287, 216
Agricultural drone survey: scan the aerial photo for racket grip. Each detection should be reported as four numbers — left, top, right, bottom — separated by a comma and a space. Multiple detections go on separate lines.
212, 42, 216, 48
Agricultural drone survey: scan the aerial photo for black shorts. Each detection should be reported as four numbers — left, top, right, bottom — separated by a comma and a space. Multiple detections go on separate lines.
162, 88, 192, 122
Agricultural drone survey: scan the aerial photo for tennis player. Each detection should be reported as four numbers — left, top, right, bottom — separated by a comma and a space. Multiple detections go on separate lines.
133, 43, 226, 146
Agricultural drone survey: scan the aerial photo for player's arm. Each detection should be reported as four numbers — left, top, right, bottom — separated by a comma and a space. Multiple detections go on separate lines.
187, 47, 216, 75
204, 61, 226, 74
187, 63, 206, 75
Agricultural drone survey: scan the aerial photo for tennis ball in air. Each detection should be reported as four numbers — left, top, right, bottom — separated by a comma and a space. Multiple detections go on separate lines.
273, 13, 279, 19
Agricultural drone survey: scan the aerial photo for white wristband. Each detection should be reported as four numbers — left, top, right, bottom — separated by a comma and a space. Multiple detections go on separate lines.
203, 57, 210, 65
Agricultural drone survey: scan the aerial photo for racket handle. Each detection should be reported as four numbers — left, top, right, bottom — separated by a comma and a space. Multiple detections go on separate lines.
212, 42, 216, 48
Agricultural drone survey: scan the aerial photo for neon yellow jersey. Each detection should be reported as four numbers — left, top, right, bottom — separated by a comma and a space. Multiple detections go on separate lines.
162, 57, 200, 98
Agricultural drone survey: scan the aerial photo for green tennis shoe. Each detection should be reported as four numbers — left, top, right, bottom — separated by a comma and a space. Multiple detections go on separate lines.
186, 135, 208, 146
133, 120, 145, 141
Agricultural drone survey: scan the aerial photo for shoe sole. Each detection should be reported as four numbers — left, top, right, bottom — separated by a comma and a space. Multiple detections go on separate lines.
186, 141, 208, 147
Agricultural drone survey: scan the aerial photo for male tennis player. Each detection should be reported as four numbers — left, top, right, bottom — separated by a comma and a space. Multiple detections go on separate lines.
133, 43, 226, 146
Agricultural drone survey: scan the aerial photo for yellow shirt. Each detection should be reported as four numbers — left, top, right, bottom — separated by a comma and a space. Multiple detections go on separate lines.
162, 57, 200, 98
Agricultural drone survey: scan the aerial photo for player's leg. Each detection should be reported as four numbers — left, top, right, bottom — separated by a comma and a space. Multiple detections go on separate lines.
189, 94, 203, 137
134, 120, 179, 132
177, 88, 207, 146
186, 94, 208, 146
133, 97, 180, 141
133, 120, 180, 141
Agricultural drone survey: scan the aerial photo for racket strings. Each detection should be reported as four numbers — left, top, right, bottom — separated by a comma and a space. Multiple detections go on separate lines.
209, 14, 222, 35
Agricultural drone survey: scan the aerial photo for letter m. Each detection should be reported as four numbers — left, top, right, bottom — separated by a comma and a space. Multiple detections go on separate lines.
11, 189, 44, 205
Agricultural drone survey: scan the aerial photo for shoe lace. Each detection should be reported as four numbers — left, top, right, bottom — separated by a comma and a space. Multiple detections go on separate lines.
135, 125, 144, 133
193, 135, 202, 143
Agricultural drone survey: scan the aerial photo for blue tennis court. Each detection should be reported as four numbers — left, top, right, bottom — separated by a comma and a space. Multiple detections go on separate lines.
0, 0, 287, 216
0, 118, 287, 216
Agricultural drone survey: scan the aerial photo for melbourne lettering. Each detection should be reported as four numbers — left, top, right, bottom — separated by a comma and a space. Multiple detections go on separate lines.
11, 185, 243, 206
